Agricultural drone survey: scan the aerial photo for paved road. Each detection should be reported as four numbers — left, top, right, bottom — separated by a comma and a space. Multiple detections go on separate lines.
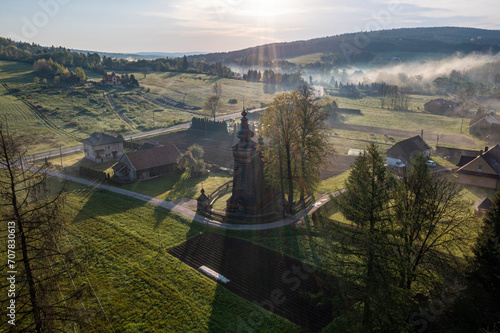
32, 108, 265, 161
44, 168, 337, 230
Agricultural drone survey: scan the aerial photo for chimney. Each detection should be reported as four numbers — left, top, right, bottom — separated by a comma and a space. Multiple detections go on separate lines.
485, 146, 489, 152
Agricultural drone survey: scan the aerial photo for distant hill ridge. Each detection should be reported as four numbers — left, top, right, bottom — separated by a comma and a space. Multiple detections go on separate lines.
188, 27, 500, 64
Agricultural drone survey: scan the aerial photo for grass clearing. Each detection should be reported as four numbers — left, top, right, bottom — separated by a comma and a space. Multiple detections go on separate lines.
0, 82, 79, 153
331, 94, 485, 149
138, 72, 277, 114
118, 170, 232, 202
0, 60, 37, 83
61, 184, 298, 332
287, 53, 325, 65
318, 170, 350, 195
461, 184, 497, 202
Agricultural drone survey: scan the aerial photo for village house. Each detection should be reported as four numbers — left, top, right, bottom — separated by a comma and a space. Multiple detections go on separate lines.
424, 98, 458, 115
469, 115, 500, 137
339, 85, 360, 98
456, 145, 500, 190
82, 132, 124, 163
102, 73, 121, 85
113, 144, 181, 182
386, 135, 432, 166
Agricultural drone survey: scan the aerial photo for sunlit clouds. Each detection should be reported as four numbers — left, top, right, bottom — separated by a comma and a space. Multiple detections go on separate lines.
0, 0, 499, 52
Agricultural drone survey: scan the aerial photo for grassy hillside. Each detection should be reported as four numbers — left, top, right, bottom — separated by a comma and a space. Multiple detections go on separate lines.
0, 60, 277, 154
0, 78, 79, 153
138, 72, 276, 113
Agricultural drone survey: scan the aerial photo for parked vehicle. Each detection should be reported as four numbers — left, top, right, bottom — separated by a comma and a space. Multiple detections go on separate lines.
385, 157, 405, 168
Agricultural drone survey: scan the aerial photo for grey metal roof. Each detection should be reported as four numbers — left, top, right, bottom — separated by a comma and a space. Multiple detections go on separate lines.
81, 132, 124, 146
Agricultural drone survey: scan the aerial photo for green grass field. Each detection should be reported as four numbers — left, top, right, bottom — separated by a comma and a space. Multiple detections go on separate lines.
0, 61, 279, 155
329, 94, 487, 150
119, 169, 232, 202
287, 53, 325, 65
0, 82, 80, 153
138, 72, 276, 114
61, 184, 299, 332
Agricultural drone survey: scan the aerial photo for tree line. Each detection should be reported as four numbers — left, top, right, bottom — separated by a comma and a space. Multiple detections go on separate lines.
243, 69, 306, 94
0, 38, 234, 78
33, 58, 86, 85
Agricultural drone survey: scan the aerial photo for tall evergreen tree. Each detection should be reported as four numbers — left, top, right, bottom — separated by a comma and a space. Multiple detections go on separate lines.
334, 143, 395, 332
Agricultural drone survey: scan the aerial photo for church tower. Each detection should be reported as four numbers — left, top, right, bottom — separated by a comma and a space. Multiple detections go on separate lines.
226, 109, 265, 215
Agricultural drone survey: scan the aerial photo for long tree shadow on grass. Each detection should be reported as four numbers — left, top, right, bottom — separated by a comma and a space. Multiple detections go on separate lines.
69, 185, 150, 224
165, 215, 344, 331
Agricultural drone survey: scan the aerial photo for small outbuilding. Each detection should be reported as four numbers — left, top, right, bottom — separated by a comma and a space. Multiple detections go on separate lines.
475, 198, 493, 216
386, 135, 432, 166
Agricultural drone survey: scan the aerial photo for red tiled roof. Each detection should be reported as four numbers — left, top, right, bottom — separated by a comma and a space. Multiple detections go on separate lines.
126, 144, 181, 171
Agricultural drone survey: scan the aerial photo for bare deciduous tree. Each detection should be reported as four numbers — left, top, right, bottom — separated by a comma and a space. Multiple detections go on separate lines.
0, 124, 88, 332
204, 95, 221, 121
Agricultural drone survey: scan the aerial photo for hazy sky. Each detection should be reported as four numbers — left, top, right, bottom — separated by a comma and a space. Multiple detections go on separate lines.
1, 0, 499, 53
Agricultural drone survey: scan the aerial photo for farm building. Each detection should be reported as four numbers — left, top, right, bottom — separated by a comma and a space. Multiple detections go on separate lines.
339, 85, 360, 98
424, 99, 458, 115
386, 135, 432, 166
456, 145, 500, 190
82, 132, 124, 163
469, 115, 500, 136
113, 144, 181, 182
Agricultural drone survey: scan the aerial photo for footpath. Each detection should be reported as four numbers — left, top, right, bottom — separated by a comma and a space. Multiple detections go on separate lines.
46, 169, 336, 231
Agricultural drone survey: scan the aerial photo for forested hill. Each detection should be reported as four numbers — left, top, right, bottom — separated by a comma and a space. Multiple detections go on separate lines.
188, 27, 500, 66
0, 38, 233, 78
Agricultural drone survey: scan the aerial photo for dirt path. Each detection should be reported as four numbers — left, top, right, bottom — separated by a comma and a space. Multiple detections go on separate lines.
104, 92, 134, 127
330, 123, 475, 146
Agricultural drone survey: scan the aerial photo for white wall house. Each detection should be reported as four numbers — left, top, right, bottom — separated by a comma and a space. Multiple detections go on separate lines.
82, 132, 124, 163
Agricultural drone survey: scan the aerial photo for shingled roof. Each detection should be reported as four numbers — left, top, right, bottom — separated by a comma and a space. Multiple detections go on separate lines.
81, 132, 124, 146
125, 144, 181, 171
386, 135, 431, 164
475, 197, 493, 211
480, 145, 500, 175
470, 115, 500, 128
457, 145, 500, 176
457, 155, 476, 167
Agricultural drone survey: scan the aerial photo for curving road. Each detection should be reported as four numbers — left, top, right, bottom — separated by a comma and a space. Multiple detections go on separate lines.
32, 108, 265, 161
44, 168, 337, 230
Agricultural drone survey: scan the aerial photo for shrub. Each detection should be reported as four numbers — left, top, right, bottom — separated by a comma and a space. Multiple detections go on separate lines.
65, 120, 79, 128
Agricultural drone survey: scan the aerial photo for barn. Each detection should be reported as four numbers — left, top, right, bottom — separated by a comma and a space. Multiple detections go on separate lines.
113, 144, 181, 182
